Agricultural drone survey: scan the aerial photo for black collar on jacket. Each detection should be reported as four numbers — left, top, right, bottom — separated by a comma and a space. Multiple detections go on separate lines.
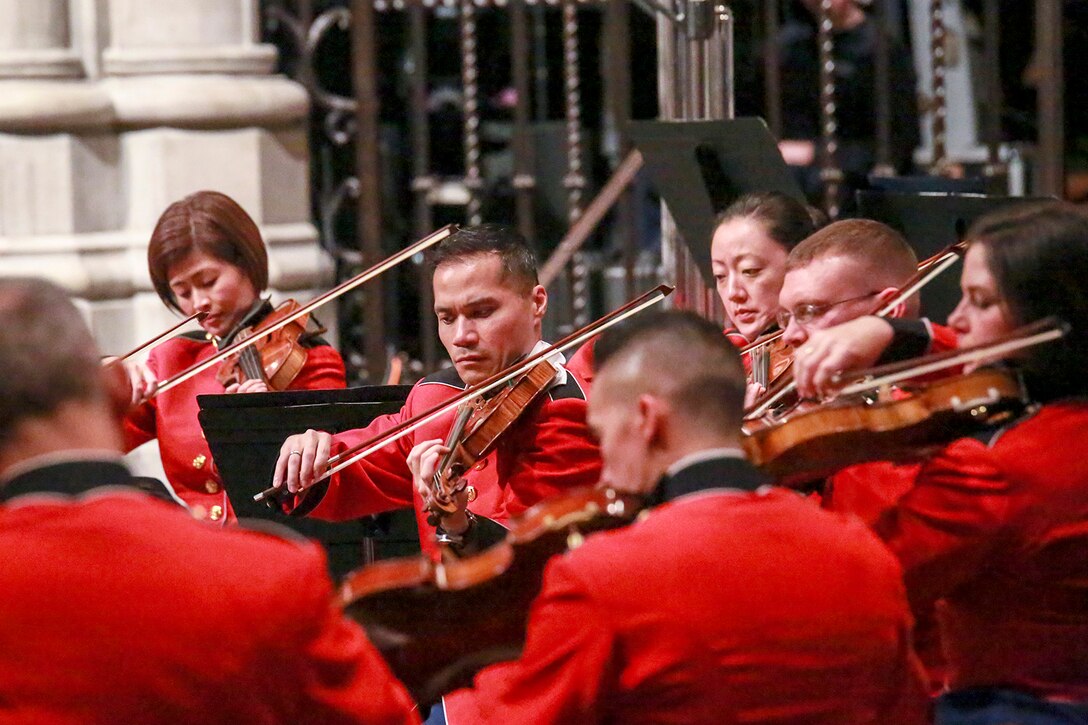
0, 459, 178, 506
649, 455, 773, 508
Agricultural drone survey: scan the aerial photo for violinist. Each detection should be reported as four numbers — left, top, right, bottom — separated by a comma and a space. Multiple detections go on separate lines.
778, 218, 956, 356
566, 191, 823, 383
462, 310, 927, 724
119, 190, 346, 523
270, 225, 600, 723
712, 191, 824, 347
773, 219, 958, 518
795, 202, 1088, 724
0, 278, 417, 725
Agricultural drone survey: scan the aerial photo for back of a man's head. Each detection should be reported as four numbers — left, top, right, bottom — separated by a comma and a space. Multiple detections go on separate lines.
595, 310, 747, 435
787, 219, 918, 288
0, 278, 102, 446
428, 223, 539, 294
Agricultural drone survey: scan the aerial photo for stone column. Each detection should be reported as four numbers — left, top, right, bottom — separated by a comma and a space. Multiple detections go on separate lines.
0, 0, 331, 482
102, 0, 275, 75
0, 0, 83, 78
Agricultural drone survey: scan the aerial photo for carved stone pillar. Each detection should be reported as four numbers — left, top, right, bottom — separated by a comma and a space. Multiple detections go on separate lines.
0, 0, 83, 78
0, 0, 330, 481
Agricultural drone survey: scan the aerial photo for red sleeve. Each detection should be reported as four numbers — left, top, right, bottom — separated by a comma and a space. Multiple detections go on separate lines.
290, 344, 347, 391
495, 395, 602, 517
293, 406, 417, 522
120, 347, 167, 451
872, 438, 1012, 614
925, 321, 958, 354
295, 603, 420, 725
278, 546, 420, 725
473, 556, 615, 724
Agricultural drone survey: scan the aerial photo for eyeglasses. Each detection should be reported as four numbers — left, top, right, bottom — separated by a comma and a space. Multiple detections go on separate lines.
775, 291, 880, 329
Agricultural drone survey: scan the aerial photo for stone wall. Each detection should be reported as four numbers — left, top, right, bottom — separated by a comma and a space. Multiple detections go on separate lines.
0, 0, 332, 476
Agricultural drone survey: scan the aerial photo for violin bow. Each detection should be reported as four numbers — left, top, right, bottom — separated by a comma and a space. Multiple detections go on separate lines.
102, 312, 206, 367
745, 239, 969, 421
833, 317, 1068, 397
253, 284, 675, 502
152, 224, 456, 397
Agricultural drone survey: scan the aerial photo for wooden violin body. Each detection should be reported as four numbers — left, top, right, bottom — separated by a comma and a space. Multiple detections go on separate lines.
216, 300, 309, 390
338, 487, 642, 705
744, 368, 1027, 485
431, 360, 559, 514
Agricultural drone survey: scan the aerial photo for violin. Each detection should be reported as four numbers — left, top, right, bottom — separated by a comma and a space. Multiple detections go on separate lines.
430, 359, 559, 517
151, 224, 456, 398
253, 284, 674, 503
215, 299, 310, 391
338, 486, 643, 705
743, 318, 1068, 485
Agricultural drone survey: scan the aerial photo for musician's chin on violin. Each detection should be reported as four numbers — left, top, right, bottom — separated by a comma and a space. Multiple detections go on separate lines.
112, 190, 349, 524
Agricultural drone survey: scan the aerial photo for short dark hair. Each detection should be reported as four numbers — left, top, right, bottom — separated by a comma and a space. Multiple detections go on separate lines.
715, 191, 826, 253
0, 278, 103, 445
786, 218, 918, 285
968, 201, 1088, 399
427, 224, 539, 293
595, 310, 747, 431
147, 191, 269, 313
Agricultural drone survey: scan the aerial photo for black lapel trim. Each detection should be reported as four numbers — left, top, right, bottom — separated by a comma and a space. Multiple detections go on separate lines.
650, 456, 773, 507
420, 366, 468, 390
0, 460, 177, 506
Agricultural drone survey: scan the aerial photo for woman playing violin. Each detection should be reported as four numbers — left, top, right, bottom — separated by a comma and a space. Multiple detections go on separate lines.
120, 190, 346, 522
794, 201, 1088, 724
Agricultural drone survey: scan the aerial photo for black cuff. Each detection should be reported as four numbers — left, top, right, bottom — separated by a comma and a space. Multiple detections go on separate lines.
436, 513, 507, 558
876, 318, 932, 365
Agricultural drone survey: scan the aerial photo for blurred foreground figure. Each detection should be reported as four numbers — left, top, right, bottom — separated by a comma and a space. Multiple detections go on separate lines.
0, 277, 416, 725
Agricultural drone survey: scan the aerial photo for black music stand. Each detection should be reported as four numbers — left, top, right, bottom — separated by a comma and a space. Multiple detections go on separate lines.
856, 191, 1058, 322
198, 385, 418, 579
628, 117, 804, 286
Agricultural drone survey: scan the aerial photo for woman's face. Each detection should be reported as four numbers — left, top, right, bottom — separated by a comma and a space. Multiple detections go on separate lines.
711, 216, 790, 341
167, 250, 259, 339
947, 244, 1016, 365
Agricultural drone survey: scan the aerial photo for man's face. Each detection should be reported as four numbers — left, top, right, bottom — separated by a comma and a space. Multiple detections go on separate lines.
433, 253, 546, 386
587, 374, 661, 496
778, 255, 881, 348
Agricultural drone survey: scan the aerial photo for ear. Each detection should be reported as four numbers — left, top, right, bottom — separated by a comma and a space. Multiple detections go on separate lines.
635, 393, 665, 448
530, 284, 547, 321
873, 286, 906, 319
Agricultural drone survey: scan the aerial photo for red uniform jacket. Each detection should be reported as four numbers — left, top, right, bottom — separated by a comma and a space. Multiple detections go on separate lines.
467, 455, 929, 724
292, 363, 601, 555
823, 318, 959, 522
0, 458, 417, 725
874, 401, 1088, 701
124, 328, 346, 522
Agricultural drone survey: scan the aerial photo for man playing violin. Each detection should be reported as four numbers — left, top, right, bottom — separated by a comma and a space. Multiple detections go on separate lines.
272, 224, 601, 725
771, 219, 958, 519
789, 202, 1088, 724
461, 310, 928, 724
119, 190, 346, 523
271, 224, 599, 545
0, 277, 417, 725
